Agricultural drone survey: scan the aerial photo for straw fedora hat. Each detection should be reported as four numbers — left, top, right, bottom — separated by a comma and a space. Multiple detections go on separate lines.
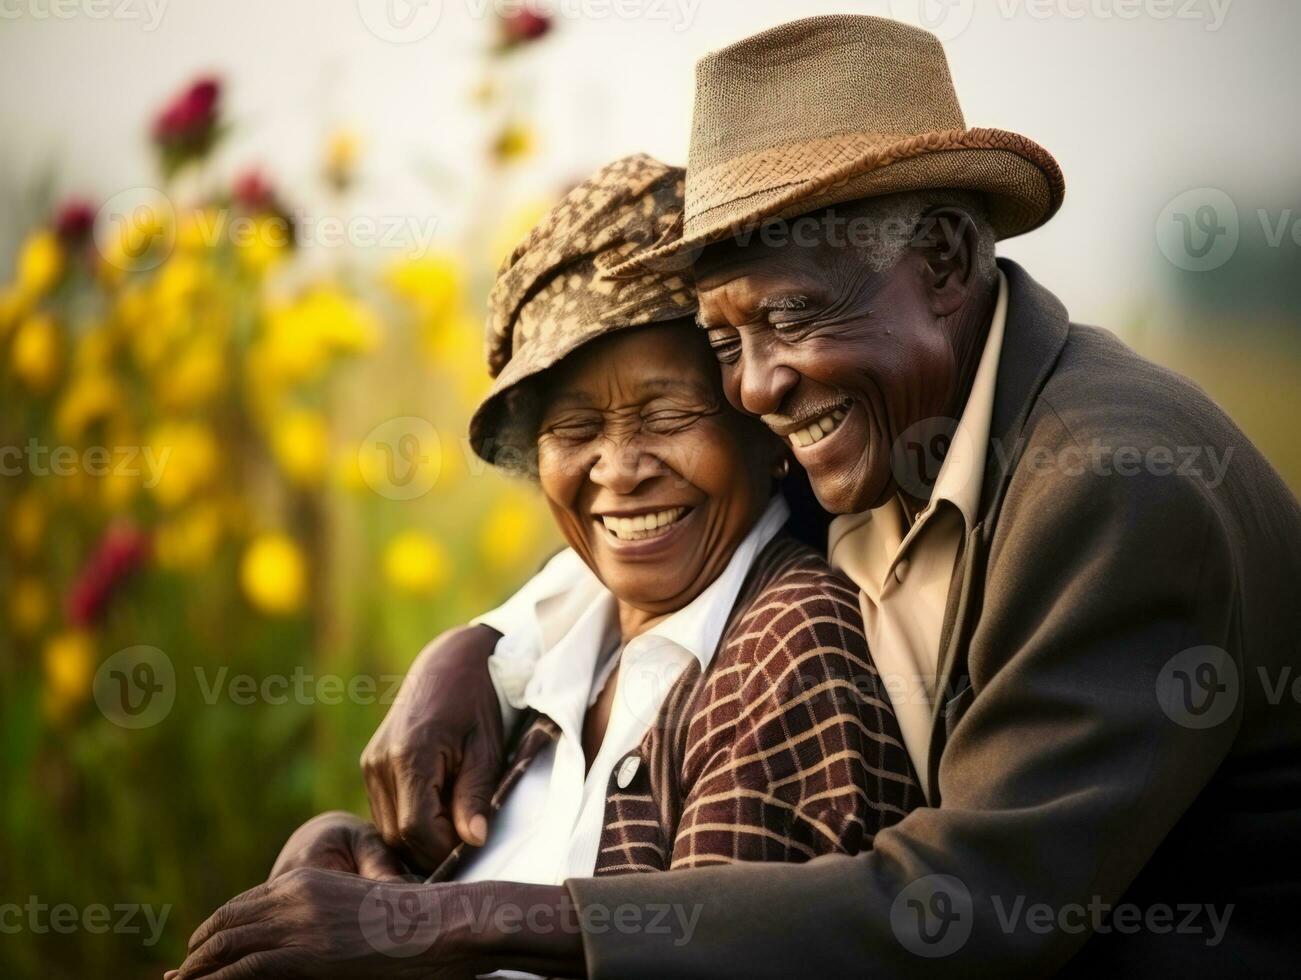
617, 14, 1064, 273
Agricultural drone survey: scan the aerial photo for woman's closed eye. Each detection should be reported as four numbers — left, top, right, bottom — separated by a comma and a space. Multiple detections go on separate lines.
706, 329, 742, 364
642, 408, 708, 435
542, 415, 603, 442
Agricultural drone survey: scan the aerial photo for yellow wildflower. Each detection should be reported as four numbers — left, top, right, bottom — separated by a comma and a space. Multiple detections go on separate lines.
384, 255, 464, 315
492, 122, 536, 165
16, 229, 65, 298
271, 409, 330, 487
176, 207, 225, 252
324, 128, 361, 190
479, 491, 541, 571
157, 339, 226, 410
240, 533, 306, 615
10, 490, 47, 558
0, 286, 31, 337
55, 372, 121, 441
383, 529, 451, 596
100, 201, 172, 275
43, 630, 95, 722
11, 312, 62, 392
258, 287, 378, 385
146, 420, 219, 509
155, 502, 222, 571
235, 214, 291, 275
11, 576, 50, 636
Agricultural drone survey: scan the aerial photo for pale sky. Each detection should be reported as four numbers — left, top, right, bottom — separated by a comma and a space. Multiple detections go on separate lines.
2, 0, 1298, 328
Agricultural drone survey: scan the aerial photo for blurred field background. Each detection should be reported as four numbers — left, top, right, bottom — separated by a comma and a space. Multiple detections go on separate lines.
1, 1, 1298, 976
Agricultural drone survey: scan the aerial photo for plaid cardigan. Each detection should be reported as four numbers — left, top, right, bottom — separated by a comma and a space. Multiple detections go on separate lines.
431, 532, 923, 882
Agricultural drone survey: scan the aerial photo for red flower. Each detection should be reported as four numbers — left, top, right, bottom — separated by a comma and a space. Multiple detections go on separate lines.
66, 524, 151, 628
499, 9, 552, 49
152, 76, 223, 176
153, 76, 220, 143
232, 169, 273, 210
54, 198, 96, 245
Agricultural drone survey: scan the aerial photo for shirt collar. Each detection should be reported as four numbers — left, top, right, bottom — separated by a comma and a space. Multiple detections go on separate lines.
639, 494, 789, 671
523, 494, 789, 719
928, 268, 1009, 528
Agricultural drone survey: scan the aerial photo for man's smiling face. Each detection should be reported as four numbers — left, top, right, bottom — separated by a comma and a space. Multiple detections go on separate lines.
694, 215, 971, 515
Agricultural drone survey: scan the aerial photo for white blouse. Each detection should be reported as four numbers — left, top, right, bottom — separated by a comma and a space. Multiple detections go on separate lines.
456, 495, 790, 887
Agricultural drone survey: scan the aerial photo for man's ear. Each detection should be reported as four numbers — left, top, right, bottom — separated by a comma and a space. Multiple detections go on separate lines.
913, 205, 978, 317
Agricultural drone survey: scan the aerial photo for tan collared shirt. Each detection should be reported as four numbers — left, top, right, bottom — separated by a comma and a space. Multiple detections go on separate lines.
828, 270, 1009, 795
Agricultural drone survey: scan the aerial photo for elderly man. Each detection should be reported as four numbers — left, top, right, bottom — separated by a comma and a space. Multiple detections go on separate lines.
179, 15, 1300, 978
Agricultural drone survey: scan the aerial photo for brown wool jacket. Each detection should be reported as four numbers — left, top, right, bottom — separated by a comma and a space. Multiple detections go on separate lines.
430, 534, 924, 883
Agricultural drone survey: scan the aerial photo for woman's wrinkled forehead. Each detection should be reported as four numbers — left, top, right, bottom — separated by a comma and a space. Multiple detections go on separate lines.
541, 324, 720, 413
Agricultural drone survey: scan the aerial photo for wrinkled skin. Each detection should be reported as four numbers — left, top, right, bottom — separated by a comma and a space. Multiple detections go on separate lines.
695, 204, 997, 516
360, 624, 505, 870
536, 321, 782, 636
167, 869, 492, 980
268, 811, 412, 883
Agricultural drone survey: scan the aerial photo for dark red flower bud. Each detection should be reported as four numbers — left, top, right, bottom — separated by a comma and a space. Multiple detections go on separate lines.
500, 9, 552, 47
233, 169, 273, 210
67, 524, 151, 627
54, 199, 97, 245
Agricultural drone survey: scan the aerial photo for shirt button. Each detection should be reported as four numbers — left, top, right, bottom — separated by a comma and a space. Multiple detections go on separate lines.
615, 754, 640, 789
894, 560, 909, 584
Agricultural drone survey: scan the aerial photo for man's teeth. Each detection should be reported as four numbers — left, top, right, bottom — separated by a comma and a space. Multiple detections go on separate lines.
601, 507, 688, 541
789, 408, 848, 449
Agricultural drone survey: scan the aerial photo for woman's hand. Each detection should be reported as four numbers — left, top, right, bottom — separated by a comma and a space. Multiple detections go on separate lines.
166, 869, 471, 979
269, 811, 410, 883
361, 624, 505, 870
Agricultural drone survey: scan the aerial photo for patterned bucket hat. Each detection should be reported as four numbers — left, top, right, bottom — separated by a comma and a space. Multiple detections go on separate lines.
469, 154, 697, 466
615, 15, 1064, 274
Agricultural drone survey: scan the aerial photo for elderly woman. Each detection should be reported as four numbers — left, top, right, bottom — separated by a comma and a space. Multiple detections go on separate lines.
170, 156, 919, 980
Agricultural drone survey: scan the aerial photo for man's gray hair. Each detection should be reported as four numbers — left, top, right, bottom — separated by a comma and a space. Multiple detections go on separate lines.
839, 189, 998, 282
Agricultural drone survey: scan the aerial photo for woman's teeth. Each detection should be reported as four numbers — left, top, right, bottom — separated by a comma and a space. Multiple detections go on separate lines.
601, 507, 687, 541
789, 407, 848, 449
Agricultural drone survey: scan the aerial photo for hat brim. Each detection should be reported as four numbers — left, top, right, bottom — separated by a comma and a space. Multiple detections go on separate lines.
468, 306, 697, 470
612, 127, 1064, 276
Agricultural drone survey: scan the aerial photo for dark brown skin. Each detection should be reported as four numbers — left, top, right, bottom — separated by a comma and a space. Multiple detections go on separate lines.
361, 623, 507, 867
696, 205, 997, 518
536, 320, 780, 638
167, 873, 583, 980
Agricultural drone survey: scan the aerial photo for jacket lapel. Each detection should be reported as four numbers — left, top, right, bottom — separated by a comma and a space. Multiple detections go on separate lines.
924, 260, 1072, 804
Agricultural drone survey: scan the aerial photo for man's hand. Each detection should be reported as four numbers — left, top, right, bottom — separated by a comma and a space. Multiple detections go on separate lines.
361, 624, 505, 871
269, 811, 411, 883
166, 870, 481, 980
167, 873, 586, 980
